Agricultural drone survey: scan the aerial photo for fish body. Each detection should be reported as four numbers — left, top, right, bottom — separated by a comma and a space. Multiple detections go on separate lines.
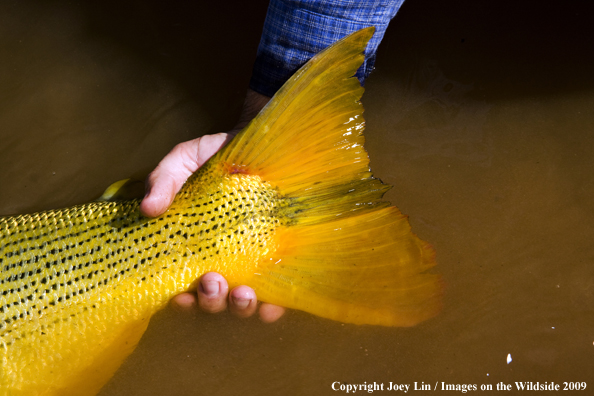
0, 28, 441, 395
0, 168, 284, 395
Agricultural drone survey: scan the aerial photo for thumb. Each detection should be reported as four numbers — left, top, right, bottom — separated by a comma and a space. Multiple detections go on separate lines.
139, 133, 232, 218
140, 139, 202, 217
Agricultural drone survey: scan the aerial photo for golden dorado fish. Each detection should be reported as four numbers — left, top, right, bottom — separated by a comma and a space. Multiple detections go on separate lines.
0, 27, 440, 396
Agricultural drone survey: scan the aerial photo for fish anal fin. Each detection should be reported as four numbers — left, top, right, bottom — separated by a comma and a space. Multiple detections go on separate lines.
1, 300, 151, 396
55, 317, 150, 396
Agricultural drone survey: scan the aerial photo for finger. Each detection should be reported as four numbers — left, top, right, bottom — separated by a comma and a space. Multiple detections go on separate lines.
196, 272, 229, 313
194, 133, 233, 165
140, 139, 201, 217
171, 292, 197, 312
140, 134, 232, 218
259, 303, 286, 323
228, 286, 257, 318
139, 171, 179, 218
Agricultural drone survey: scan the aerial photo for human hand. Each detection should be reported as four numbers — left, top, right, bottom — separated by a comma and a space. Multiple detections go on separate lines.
170, 272, 285, 323
140, 89, 285, 322
140, 89, 270, 217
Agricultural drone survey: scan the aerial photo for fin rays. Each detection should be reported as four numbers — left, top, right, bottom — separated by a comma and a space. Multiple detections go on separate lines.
211, 27, 441, 326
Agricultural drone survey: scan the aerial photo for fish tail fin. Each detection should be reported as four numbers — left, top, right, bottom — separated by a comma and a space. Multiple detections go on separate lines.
212, 27, 442, 326
253, 208, 441, 326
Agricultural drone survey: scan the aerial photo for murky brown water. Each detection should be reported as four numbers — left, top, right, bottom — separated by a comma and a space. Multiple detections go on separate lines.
1, 1, 592, 395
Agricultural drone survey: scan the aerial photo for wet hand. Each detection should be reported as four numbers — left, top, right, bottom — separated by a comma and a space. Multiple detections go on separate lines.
140, 89, 270, 218
171, 272, 285, 323
139, 132, 234, 218
139, 89, 283, 322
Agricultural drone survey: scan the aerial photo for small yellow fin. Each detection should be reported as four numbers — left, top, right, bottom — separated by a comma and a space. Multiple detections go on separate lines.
2, 298, 151, 396
96, 178, 144, 201
56, 317, 150, 396
53, 319, 149, 396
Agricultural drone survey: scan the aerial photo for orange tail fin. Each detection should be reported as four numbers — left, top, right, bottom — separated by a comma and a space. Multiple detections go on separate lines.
212, 27, 442, 326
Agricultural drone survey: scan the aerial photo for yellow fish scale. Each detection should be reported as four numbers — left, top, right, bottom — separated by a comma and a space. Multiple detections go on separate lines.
0, 164, 284, 395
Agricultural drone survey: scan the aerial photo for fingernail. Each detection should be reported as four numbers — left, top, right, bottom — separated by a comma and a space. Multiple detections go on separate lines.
232, 296, 251, 310
201, 280, 220, 297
